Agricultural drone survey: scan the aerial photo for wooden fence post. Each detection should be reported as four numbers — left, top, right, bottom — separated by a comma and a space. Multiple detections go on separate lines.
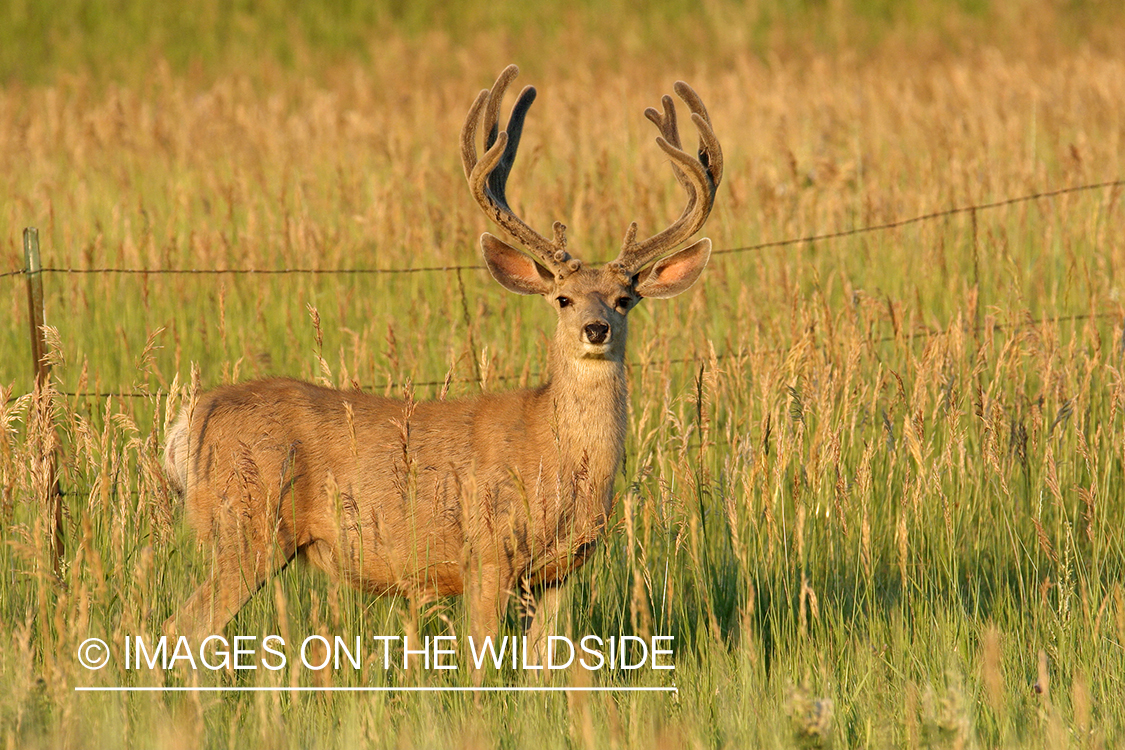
24, 227, 64, 577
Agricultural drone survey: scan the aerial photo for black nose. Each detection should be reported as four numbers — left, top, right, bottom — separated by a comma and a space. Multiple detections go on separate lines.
584, 322, 610, 345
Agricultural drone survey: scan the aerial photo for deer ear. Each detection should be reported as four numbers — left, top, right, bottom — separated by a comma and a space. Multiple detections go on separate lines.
480, 233, 555, 295
634, 238, 711, 299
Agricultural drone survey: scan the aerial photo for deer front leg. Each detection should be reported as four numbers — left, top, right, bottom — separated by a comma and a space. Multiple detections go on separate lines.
465, 559, 512, 683
521, 581, 565, 674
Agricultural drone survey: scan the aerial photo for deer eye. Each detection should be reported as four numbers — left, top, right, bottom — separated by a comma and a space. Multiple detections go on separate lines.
615, 297, 632, 310
556, 296, 572, 308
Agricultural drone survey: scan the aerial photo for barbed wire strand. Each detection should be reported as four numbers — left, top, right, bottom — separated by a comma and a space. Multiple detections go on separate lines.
714, 178, 1124, 256
36, 264, 486, 276
8, 309, 1114, 404
2, 179, 1121, 278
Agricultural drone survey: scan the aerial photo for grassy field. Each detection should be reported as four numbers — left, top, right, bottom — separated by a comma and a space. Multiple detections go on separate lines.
2, 0, 1125, 746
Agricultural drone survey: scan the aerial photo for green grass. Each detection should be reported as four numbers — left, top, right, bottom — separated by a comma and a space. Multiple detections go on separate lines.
3, 0, 1125, 747
3, 0, 1122, 88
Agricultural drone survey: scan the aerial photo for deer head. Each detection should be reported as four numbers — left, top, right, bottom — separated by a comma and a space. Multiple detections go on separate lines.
461, 65, 723, 365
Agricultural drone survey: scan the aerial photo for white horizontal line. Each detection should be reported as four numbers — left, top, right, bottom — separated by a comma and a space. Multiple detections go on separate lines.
75, 686, 676, 693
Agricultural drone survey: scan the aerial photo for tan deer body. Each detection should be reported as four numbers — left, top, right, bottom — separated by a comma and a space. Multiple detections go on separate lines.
165, 349, 625, 641
164, 65, 722, 657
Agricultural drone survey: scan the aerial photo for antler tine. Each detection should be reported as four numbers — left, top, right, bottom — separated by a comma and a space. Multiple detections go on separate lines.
674, 80, 723, 187
644, 95, 691, 193
613, 81, 723, 275
460, 88, 489, 180
461, 65, 576, 275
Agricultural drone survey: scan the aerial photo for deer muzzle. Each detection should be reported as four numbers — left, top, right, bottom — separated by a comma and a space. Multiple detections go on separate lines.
583, 321, 610, 346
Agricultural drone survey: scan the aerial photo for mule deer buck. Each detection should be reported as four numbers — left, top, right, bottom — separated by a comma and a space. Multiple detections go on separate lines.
163, 65, 722, 662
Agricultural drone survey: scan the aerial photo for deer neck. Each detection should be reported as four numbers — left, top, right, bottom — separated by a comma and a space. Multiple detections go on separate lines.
540, 346, 629, 496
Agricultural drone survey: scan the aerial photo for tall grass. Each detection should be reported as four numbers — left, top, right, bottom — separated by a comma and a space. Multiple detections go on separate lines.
3, 1, 1125, 747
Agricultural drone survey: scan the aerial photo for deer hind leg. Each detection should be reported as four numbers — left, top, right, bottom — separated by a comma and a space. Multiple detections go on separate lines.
165, 485, 296, 643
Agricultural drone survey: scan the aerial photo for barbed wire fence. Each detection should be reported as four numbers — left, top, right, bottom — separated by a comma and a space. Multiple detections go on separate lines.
6, 177, 1125, 404
7, 178, 1124, 573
